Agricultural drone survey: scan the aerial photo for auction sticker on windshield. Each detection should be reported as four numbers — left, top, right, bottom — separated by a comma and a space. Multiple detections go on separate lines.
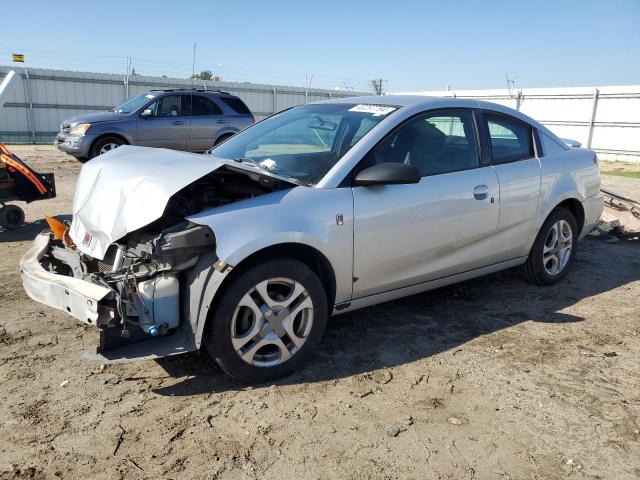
348, 105, 397, 116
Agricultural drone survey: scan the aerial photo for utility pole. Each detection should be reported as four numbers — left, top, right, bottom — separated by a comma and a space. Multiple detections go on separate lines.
124, 57, 131, 100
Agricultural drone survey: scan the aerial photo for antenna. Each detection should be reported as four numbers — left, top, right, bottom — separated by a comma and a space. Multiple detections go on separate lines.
191, 42, 197, 86
190, 42, 196, 118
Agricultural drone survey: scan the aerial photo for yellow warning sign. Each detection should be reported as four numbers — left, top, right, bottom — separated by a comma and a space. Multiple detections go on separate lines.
12, 54, 24, 63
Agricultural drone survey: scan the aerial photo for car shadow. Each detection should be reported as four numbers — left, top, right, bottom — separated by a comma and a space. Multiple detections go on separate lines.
152, 237, 640, 396
0, 215, 72, 243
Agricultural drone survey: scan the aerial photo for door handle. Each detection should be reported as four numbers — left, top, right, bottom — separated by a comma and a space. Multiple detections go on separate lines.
172, 120, 184, 125
216, 119, 227, 124
473, 185, 489, 200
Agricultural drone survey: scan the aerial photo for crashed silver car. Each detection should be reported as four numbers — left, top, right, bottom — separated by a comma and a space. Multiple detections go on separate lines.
21, 96, 603, 383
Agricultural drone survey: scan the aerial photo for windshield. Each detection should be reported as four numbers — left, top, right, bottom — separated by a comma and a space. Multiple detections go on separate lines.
209, 103, 398, 185
113, 93, 156, 113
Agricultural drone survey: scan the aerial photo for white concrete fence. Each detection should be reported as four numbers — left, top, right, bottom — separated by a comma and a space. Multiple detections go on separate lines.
396, 85, 640, 164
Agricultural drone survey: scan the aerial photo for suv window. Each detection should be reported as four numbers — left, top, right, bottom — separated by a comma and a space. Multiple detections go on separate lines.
486, 113, 533, 163
146, 95, 182, 117
188, 95, 223, 116
368, 110, 479, 176
220, 96, 251, 115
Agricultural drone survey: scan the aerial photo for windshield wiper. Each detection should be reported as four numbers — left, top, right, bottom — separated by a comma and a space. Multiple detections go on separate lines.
233, 157, 266, 170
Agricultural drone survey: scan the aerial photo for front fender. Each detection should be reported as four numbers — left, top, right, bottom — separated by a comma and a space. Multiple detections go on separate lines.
187, 186, 354, 305
89, 122, 136, 145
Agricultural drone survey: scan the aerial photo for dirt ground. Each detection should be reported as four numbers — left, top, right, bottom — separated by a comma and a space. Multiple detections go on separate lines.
0, 146, 638, 480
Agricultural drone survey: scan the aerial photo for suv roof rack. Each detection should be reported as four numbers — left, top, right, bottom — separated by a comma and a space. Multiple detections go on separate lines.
149, 88, 230, 94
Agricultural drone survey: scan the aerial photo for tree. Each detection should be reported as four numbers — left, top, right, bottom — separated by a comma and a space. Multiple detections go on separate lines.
370, 79, 385, 95
192, 70, 214, 80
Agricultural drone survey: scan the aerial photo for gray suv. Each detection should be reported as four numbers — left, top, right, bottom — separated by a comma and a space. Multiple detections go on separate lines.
55, 89, 255, 161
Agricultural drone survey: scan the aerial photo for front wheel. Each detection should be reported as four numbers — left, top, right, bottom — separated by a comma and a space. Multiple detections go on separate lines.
89, 136, 125, 159
204, 257, 328, 383
521, 208, 578, 285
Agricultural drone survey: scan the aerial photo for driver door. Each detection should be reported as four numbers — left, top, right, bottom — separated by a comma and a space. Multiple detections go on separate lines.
352, 109, 500, 298
136, 94, 189, 150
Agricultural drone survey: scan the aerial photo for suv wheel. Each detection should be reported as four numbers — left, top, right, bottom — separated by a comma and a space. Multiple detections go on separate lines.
90, 136, 125, 159
214, 133, 235, 146
204, 257, 328, 383
521, 208, 578, 285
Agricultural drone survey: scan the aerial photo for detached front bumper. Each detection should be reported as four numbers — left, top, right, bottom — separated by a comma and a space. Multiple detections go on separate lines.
20, 233, 113, 326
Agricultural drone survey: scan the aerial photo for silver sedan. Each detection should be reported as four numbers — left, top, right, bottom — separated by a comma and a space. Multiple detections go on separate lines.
21, 96, 604, 383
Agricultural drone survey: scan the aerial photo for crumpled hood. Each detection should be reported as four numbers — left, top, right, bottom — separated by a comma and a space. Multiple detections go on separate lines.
69, 146, 225, 259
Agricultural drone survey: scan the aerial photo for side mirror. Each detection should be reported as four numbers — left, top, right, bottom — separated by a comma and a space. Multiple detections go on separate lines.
354, 163, 421, 187
140, 109, 153, 117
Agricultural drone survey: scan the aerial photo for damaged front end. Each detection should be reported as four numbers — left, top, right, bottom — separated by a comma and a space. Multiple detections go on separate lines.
22, 220, 215, 360
21, 146, 297, 362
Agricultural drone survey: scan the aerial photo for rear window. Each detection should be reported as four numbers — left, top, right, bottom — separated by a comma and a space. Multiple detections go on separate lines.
220, 96, 252, 115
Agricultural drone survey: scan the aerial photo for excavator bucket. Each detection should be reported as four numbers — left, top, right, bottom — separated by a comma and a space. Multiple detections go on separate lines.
0, 144, 56, 203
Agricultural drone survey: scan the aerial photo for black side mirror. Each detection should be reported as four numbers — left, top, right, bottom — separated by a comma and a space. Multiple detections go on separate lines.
354, 163, 421, 187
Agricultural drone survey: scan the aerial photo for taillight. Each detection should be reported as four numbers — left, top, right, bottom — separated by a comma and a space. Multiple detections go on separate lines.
250, 116, 256, 125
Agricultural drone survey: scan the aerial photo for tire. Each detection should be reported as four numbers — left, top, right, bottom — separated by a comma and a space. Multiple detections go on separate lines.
204, 257, 328, 383
521, 208, 578, 285
0, 204, 25, 229
89, 136, 125, 159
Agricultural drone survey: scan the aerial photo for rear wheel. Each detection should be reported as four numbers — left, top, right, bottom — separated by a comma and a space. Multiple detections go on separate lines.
0, 204, 25, 229
204, 257, 328, 383
214, 133, 235, 146
521, 208, 578, 285
89, 136, 125, 159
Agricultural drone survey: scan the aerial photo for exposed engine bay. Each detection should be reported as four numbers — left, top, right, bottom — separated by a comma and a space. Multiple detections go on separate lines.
38, 164, 293, 352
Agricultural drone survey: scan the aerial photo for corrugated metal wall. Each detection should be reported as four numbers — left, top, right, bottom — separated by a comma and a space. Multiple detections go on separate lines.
396, 85, 640, 164
0, 66, 368, 144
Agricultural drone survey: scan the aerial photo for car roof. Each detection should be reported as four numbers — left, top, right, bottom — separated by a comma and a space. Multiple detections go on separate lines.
312, 94, 452, 108
313, 94, 560, 141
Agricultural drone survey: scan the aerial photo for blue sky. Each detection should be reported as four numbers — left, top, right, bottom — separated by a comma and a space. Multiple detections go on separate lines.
2, 0, 639, 91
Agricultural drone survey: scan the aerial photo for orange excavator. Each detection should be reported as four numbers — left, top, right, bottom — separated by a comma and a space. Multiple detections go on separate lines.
0, 143, 56, 229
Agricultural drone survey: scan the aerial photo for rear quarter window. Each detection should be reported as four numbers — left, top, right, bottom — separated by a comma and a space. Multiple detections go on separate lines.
539, 130, 569, 156
220, 97, 252, 115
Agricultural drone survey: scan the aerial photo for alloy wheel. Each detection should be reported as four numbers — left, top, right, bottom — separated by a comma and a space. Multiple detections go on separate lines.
543, 219, 573, 275
99, 143, 120, 155
230, 277, 314, 367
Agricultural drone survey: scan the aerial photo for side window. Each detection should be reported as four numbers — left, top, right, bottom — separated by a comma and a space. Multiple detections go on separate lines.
539, 130, 568, 156
188, 96, 223, 116
369, 110, 479, 176
219, 96, 251, 115
486, 114, 533, 163
147, 95, 182, 117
